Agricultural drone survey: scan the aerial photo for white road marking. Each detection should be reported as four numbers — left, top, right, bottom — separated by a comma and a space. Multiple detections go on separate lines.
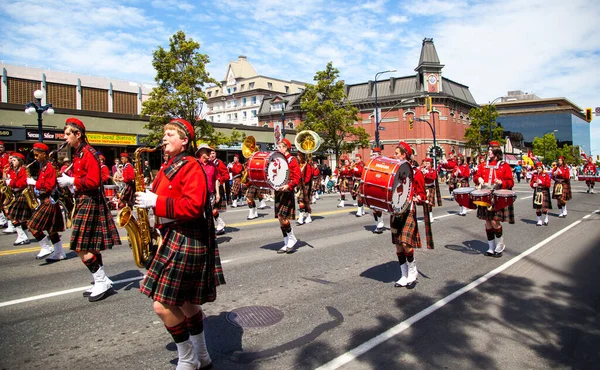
316, 208, 599, 370
0, 259, 234, 308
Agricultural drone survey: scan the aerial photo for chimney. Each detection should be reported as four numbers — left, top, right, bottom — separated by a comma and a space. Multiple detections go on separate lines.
368, 80, 374, 97
389, 77, 396, 93
238, 55, 247, 61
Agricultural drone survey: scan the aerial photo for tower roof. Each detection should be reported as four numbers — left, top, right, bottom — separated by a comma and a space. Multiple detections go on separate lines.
415, 38, 444, 72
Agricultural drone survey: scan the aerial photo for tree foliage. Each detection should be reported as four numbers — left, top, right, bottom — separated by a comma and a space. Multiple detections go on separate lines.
532, 133, 558, 164
298, 62, 370, 161
463, 105, 503, 156
142, 31, 238, 151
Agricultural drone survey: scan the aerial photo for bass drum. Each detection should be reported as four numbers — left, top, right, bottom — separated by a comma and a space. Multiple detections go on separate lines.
360, 157, 413, 215
247, 151, 289, 190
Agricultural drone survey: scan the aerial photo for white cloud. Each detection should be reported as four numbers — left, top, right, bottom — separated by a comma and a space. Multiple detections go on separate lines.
389, 15, 409, 24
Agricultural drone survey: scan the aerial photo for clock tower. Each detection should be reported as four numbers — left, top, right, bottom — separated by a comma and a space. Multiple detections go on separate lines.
415, 38, 444, 94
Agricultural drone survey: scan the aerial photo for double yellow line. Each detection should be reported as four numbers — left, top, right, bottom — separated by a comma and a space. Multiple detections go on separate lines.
0, 208, 352, 257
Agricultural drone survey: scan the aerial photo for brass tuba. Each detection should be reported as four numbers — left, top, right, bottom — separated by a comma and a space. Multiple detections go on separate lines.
117, 143, 164, 269
294, 130, 321, 156
241, 136, 257, 183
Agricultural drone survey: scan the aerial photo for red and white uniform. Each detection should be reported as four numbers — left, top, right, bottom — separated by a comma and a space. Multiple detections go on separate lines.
35, 162, 57, 195
453, 163, 471, 187
583, 160, 597, 188
230, 162, 243, 179
473, 160, 514, 190
100, 164, 110, 184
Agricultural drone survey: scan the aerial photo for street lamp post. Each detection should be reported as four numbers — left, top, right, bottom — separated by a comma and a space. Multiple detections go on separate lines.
542, 129, 558, 165
25, 89, 54, 143
374, 69, 397, 149
410, 117, 437, 169
487, 96, 503, 142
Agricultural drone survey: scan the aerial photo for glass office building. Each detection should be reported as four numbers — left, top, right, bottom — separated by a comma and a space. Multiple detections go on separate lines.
495, 98, 590, 154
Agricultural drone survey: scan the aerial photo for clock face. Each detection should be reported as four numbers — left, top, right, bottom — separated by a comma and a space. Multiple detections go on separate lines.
428, 74, 437, 85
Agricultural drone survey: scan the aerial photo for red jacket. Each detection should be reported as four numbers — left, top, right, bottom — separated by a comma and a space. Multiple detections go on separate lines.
35, 161, 57, 194
153, 155, 207, 222
200, 161, 218, 194
8, 167, 26, 190
0, 152, 10, 172
530, 171, 551, 189
340, 165, 352, 178
473, 160, 514, 189
584, 162, 597, 175
285, 153, 301, 190
100, 164, 110, 184
230, 162, 243, 178
122, 162, 135, 183
412, 168, 426, 205
312, 166, 320, 178
423, 167, 437, 186
454, 163, 470, 179
441, 158, 457, 171
301, 162, 312, 184
72, 144, 101, 192
352, 162, 364, 180
552, 165, 570, 181
214, 158, 230, 184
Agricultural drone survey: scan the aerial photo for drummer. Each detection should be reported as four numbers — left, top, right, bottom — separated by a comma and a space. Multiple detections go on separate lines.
552, 156, 571, 217
583, 155, 597, 194
421, 158, 437, 222
275, 138, 302, 254
370, 147, 385, 234
473, 146, 514, 257
337, 157, 351, 208
391, 141, 426, 288
453, 154, 471, 216
530, 161, 551, 226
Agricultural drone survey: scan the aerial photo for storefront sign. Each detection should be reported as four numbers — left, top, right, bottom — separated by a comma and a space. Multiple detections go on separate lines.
0, 130, 12, 136
87, 132, 137, 145
26, 130, 65, 141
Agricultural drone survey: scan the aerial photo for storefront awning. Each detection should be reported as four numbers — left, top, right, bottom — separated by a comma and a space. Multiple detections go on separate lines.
505, 154, 519, 165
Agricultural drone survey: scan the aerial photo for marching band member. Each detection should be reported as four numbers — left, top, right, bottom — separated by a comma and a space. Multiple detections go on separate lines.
392, 141, 426, 288
552, 156, 571, 217
351, 154, 365, 216
6, 152, 32, 246
454, 154, 471, 216
473, 146, 514, 257
118, 152, 135, 209
297, 152, 313, 225
197, 144, 224, 236
583, 155, 597, 194
27, 143, 66, 260
210, 148, 228, 233
229, 154, 243, 207
440, 152, 457, 201
57, 117, 121, 302
244, 167, 261, 220
311, 162, 321, 203
0, 141, 11, 229
371, 147, 385, 234
530, 161, 551, 226
99, 155, 111, 184
422, 158, 437, 223
489, 141, 515, 225
136, 118, 225, 370
336, 157, 351, 208
275, 138, 302, 254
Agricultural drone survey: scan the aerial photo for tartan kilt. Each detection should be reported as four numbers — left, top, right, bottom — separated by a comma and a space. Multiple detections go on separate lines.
214, 184, 227, 211
552, 181, 572, 201
120, 182, 135, 207
141, 221, 225, 306
28, 197, 65, 233
351, 179, 361, 198
259, 187, 271, 198
231, 177, 242, 196
7, 191, 32, 222
245, 184, 259, 200
312, 176, 321, 194
585, 180, 595, 186
476, 204, 514, 223
421, 204, 434, 249
447, 176, 456, 190
339, 177, 351, 193
390, 208, 422, 249
70, 192, 121, 252
533, 188, 551, 210
274, 190, 295, 220
298, 181, 312, 213
425, 186, 436, 207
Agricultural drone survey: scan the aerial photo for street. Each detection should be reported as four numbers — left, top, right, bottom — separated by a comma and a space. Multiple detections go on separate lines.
0, 181, 599, 370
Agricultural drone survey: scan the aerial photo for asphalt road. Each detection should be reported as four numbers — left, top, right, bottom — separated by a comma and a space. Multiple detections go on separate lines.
0, 181, 598, 370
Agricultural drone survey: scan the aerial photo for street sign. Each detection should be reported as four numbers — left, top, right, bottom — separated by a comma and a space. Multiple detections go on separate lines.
595, 107, 600, 116
378, 126, 386, 131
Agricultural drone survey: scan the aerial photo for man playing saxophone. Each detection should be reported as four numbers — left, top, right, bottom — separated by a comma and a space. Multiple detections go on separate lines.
27, 143, 66, 261
0, 141, 11, 230
57, 118, 121, 302
6, 152, 33, 246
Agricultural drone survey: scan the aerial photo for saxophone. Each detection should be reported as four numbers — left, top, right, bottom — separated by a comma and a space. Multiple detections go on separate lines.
0, 167, 15, 208
23, 162, 40, 210
116, 144, 163, 269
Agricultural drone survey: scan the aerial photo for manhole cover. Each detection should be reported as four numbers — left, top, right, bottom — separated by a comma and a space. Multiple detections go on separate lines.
227, 306, 284, 328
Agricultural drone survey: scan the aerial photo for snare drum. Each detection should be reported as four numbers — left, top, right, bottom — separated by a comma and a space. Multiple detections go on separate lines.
470, 189, 493, 207
360, 157, 413, 214
493, 189, 517, 211
104, 185, 118, 198
247, 151, 289, 190
453, 187, 476, 209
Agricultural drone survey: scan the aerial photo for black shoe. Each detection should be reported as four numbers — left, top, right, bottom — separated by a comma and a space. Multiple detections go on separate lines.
484, 251, 495, 257
493, 252, 503, 258
199, 362, 213, 370
82, 290, 92, 297
216, 229, 225, 235
88, 288, 113, 302
543, 221, 549, 226
372, 228, 383, 234
13, 239, 31, 246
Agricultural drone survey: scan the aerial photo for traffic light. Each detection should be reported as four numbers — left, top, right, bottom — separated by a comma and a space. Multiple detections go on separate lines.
585, 108, 593, 122
425, 96, 433, 112
408, 118, 414, 130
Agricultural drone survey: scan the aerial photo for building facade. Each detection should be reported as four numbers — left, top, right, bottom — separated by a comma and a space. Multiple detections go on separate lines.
205, 56, 306, 127
493, 91, 591, 154
259, 38, 480, 163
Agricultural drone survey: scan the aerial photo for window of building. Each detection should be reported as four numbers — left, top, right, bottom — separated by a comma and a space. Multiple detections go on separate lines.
243, 111, 247, 120
233, 99, 238, 107
7, 77, 40, 105
227, 88, 231, 94
242, 97, 247, 106
46, 82, 76, 110
251, 96, 257, 104
249, 82, 255, 88
241, 84, 245, 91
298, 87, 304, 93
287, 122, 294, 129
267, 82, 273, 89
81, 86, 108, 112
208, 91, 212, 97
285, 86, 289, 93
113, 91, 137, 114
233, 87, 237, 92
233, 113, 238, 121
227, 114, 232, 122
216, 115, 221, 122
263, 123, 269, 128
251, 109, 257, 117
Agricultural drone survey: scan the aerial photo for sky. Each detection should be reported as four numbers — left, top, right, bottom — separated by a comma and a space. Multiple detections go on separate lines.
1, 0, 599, 154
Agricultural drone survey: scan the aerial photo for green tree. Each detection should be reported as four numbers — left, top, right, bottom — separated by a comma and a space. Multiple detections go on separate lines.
463, 105, 503, 156
298, 62, 370, 161
532, 132, 558, 164
142, 31, 234, 152
556, 144, 581, 165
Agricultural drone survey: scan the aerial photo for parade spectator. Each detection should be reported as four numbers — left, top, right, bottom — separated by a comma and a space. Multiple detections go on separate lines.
143, 160, 154, 186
